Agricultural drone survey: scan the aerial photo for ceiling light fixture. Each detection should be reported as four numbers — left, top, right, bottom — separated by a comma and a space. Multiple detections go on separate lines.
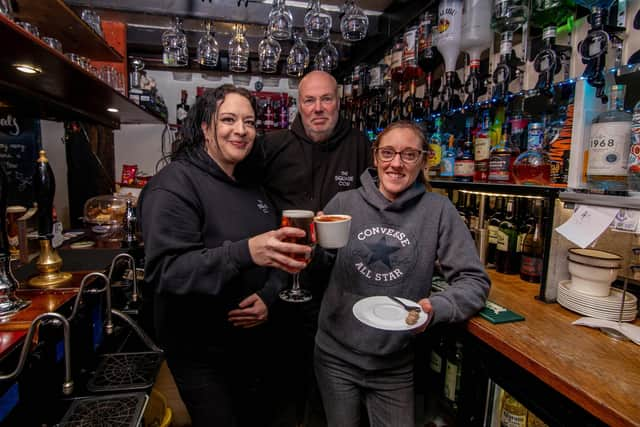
106, 107, 119, 113
14, 64, 42, 74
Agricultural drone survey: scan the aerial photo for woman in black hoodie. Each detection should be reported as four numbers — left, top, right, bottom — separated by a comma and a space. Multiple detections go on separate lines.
139, 85, 311, 427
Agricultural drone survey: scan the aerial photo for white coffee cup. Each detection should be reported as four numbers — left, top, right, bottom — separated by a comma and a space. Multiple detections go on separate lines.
314, 214, 352, 249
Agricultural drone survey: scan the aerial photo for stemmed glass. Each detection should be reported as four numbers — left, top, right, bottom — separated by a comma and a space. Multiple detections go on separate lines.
162, 16, 188, 67
279, 210, 315, 303
268, 0, 293, 40
287, 33, 310, 77
304, 0, 332, 42
229, 24, 250, 73
314, 39, 339, 71
198, 20, 219, 68
259, 31, 282, 73
340, 0, 368, 42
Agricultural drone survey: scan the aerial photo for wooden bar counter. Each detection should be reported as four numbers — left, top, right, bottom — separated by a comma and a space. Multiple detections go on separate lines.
469, 271, 640, 426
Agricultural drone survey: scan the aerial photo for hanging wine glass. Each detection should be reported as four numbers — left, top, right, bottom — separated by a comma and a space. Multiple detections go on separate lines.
229, 24, 250, 73
287, 33, 310, 77
162, 16, 188, 67
304, 0, 332, 42
314, 39, 339, 71
197, 20, 219, 68
259, 31, 282, 73
268, 0, 293, 41
340, 0, 368, 42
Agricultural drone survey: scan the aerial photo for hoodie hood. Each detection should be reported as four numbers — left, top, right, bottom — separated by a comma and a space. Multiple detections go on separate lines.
290, 114, 353, 151
358, 168, 426, 212
179, 146, 258, 186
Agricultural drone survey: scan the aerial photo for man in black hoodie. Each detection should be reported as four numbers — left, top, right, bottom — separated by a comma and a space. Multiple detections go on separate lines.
261, 71, 371, 426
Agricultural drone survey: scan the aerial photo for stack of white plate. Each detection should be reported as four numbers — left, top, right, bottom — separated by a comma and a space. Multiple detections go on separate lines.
557, 280, 638, 322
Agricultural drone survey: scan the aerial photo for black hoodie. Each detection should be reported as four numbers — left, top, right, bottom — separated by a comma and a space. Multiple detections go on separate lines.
260, 115, 372, 213
139, 147, 286, 357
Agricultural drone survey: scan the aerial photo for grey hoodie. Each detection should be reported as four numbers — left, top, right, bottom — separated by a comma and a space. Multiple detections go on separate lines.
316, 169, 490, 370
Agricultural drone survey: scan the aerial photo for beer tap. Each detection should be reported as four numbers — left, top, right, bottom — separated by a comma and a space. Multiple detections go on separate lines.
108, 253, 139, 304
0, 312, 74, 396
121, 199, 139, 249
68, 272, 114, 335
0, 165, 29, 318
29, 151, 71, 288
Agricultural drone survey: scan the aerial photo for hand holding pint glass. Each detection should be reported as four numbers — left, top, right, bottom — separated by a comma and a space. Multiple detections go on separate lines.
279, 210, 316, 303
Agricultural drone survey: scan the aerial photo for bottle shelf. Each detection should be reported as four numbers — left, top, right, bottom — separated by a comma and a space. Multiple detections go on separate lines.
429, 180, 562, 198
0, 14, 165, 128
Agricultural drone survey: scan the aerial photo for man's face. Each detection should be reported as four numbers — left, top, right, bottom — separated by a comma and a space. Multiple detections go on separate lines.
298, 73, 339, 142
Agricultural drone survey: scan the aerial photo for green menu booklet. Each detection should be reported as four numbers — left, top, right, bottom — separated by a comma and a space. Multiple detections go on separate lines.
479, 301, 525, 324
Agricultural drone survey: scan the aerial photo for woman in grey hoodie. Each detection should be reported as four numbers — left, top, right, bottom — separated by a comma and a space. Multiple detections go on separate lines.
313, 121, 490, 427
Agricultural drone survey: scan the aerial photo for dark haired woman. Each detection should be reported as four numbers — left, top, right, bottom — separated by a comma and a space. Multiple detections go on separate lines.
313, 121, 490, 426
139, 85, 311, 427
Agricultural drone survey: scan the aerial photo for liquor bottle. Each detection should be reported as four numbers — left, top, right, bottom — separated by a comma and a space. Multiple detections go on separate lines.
390, 35, 405, 81
264, 98, 275, 130
488, 125, 514, 183
402, 24, 423, 81
492, 0, 528, 33
272, 98, 281, 129
402, 79, 417, 120
586, 84, 631, 193
530, 0, 575, 30
474, 110, 491, 182
495, 198, 520, 274
390, 83, 402, 123
428, 117, 444, 178
121, 199, 139, 249
280, 95, 289, 129
487, 197, 504, 267
455, 118, 475, 182
429, 334, 447, 393
435, 0, 463, 113
627, 100, 640, 193
466, 193, 479, 239
520, 200, 544, 283
513, 122, 551, 185
441, 135, 456, 180
533, 27, 563, 95
460, 0, 492, 106
501, 392, 528, 427
492, 32, 516, 102
417, 12, 439, 74
443, 340, 463, 410
456, 192, 469, 227
176, 89, 189, 126
509, 114, 528, 154
287, 98, 297, 128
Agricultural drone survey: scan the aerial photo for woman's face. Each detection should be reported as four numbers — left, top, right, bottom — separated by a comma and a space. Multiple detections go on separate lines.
202, 92, 256, 175
374, 127, 426, 201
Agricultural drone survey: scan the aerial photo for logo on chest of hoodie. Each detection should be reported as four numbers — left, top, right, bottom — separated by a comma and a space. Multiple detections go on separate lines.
256, 199, 270, 214
335, 170, 354, 187
349, 224, 417, 286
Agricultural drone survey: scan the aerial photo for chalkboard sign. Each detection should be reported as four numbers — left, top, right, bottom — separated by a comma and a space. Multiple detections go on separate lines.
0, 111, 41, 207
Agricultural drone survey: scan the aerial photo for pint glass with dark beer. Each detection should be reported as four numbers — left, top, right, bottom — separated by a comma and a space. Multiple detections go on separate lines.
279, 209, 315, 302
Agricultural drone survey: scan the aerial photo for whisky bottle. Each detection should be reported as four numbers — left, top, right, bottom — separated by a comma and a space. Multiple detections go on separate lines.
474, 110, 491, 182
455, 117, 475, 182
495, 198, 520, 274
520, 200, 544, 283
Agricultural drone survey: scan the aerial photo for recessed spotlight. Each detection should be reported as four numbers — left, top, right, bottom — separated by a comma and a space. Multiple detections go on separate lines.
106, 107, 119, 113
14, 64, 42, 74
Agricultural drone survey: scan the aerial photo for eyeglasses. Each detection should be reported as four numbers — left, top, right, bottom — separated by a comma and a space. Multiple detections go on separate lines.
375, 147, 425, 163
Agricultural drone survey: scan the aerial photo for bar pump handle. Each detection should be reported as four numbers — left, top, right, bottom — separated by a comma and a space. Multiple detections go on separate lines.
33, 150, 55, 239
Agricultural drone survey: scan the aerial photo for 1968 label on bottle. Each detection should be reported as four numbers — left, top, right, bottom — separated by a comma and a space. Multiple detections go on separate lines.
587, 122, 631, 176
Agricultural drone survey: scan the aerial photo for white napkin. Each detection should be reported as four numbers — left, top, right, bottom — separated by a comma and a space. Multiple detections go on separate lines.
573, 317, 640, 345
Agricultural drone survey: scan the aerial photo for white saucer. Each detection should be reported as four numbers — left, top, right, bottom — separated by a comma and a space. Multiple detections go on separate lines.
352, 296, 428, 331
